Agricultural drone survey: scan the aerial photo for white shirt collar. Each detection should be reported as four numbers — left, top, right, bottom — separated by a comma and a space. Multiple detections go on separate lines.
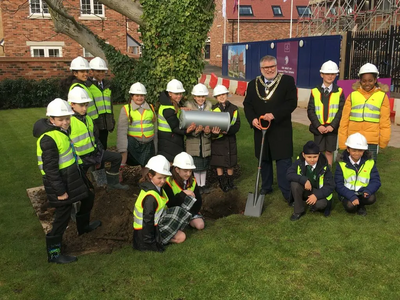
305, 162, 317, 170
349, 157, 361, 165
321, 84, 332, 93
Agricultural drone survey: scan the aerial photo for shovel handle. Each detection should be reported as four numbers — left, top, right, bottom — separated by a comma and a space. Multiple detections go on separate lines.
259, 117, 271, 130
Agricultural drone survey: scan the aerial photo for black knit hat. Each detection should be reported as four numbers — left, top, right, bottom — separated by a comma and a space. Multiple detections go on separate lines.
303, 141, 320, 154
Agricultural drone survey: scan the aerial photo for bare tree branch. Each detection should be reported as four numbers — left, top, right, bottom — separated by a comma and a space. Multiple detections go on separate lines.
98, 0, 143, 25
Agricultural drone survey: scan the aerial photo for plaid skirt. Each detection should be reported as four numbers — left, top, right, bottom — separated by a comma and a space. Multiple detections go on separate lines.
127, 136, 155, 166
193, 156, 211, 172
158, 195, 197, 244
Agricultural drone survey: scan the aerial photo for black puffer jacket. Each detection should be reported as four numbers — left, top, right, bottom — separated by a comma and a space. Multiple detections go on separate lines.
33, 118, 89, 207
157, 91, 187, 162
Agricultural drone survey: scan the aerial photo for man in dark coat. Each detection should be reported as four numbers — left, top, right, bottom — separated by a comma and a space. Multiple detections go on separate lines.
243, 55, 298, 201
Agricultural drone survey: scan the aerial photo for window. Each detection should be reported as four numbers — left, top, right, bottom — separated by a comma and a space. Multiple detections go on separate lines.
297, 6, 312, 17
83, 48, 94, 58
239, 6, 253, 16
272, 6, 283, 17
30, 46, 62, 57
80, 0, 104, 16
29, 0, 49, 15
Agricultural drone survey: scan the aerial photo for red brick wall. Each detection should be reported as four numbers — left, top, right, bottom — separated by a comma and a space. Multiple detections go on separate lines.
1, 0, 137, 58
0, 58, 72, 80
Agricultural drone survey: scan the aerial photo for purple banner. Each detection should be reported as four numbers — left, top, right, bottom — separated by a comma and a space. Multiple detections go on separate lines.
337, 78, 391, 99
277, 41, 298, 83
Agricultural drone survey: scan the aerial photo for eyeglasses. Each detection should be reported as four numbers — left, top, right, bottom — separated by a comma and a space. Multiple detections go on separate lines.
261, 65, 276, 70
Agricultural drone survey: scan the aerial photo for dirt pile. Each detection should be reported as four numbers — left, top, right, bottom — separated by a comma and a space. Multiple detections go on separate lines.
27, 166, 244, 255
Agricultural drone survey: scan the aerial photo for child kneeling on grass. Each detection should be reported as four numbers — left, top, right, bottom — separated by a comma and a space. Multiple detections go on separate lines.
287, 141, 334, 221
164, 152, 205, 230
335, 133, 381, 216
33, 98, 101, 264
133, 155, 196, 252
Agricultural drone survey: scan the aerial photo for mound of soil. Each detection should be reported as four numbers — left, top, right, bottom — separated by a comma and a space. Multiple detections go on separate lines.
27, 165, 244, 255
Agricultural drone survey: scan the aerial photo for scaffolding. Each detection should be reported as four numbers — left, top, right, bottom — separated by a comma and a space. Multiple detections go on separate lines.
297, 0, 400, 36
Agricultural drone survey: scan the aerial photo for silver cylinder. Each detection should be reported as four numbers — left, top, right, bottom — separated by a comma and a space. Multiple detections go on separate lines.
179, 110, 231, 131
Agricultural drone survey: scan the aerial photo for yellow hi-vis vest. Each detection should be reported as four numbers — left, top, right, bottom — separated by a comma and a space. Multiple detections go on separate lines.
311, 87, 342, 124
69, 115, 96, 156
88, 84, 112, 120
158, 105, 180, 132
37, 130, 81, 175
338, 160, 374, 192
349, 90, 385, 123
123, 104, 155, 138
212, 107, 238, 139
297, 162, 332, 200
165, 177, 196, 194
133, 189, 168, 229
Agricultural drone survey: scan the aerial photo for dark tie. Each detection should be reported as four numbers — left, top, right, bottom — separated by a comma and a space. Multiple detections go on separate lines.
307, 165, 313, 172
354, 163, 359, 171
99, 82, 103, 89
324, 88, 329, 95
266, 81, 272, 85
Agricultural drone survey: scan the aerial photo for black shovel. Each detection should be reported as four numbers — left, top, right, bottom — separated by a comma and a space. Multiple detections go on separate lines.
244, 117, 270, 217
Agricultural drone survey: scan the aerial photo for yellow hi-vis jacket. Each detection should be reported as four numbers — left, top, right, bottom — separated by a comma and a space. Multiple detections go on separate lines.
297, 164, 332, 200
165, 177, 196, 194
37, 130, 81, 175
133, 189, 168, 229
123, 104, 155, 138
311, 87, 342, 124
157, 104, 179, 132
349, 90, 385, 123
88, 84, 112, 120
338, 160, 374, 192
69, 115, 96, 156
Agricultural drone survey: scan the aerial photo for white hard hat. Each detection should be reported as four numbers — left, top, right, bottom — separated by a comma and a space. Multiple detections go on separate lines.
89, 57, 108, 70
70, 56, 90, 71
191, 83, 209, 96
345, 133, 368, 150
145, 155, 172, 176
172, 152, 196, 170
46, 98, 74, 117
68, 87, 92, 104
166, 79, 185, 93
320, 60, 339, 74
213, 84, 229, 97
129, 82, 147, 95
358, 63, 379, 77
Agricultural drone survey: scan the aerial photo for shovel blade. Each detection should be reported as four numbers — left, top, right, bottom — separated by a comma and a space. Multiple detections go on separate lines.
91, 169, 107, 187
244, 193, 264, 217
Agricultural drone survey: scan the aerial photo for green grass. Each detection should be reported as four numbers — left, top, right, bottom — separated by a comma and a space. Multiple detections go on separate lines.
1, 106, 400, 299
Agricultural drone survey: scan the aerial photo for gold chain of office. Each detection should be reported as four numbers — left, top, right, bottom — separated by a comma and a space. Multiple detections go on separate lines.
255, 73, 283, 101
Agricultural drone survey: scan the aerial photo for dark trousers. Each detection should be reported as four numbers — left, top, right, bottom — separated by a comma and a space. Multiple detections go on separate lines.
291, 182, 328, 214
261, 158, 291, 200
82, 150, 122, 174
341, 194, 376, 213
48, 191, 95, 237
99, 129, 109, 150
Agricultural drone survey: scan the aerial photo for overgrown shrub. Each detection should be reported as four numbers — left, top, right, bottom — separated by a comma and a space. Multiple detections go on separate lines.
0, 77, 125, 110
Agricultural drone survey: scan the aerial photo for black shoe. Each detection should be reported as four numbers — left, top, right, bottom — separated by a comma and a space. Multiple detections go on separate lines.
46, 235, 77, 264
76, 213, 102, 235
260, 188, 273, 195
357, 206, 367, 216
290, 212, 305, 221
199, 186, 204, 195
201, 186, 211, 194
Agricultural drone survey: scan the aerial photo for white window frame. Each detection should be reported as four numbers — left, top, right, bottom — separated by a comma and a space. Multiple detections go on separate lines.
28, 0, 51, 19
80, 0, 105, 17
30, 46, 63, 58
27, 41, 65, 58
83, 48, 94, 58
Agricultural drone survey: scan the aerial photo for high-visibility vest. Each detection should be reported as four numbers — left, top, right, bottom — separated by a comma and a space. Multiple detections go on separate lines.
165, 177, 196, 194
88, 84, 112, 120
69, 115, 96, 156
37, 130, 81, 175
212, 107, 238, 139
158, 104, 179, 132
311, 87, 342, 124
349, 90, 385, 123
338, 160, 374, 192
133, 189, 168, 229
297, 162, 332, 200
123, 104, 155, 138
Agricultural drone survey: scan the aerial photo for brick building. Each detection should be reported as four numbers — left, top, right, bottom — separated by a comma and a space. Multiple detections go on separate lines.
209, 0, 310, 66
0, 0, 142, 79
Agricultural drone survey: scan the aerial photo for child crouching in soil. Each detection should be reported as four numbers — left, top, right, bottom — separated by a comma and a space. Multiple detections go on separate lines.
133, 155, 196, 252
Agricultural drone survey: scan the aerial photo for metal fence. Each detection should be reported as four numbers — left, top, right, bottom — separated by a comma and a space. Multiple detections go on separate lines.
344, 26, 400, 94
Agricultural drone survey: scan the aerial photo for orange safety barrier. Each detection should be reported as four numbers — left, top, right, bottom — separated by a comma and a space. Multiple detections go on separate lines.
389, 98, 396, 122
199, 74, 206, 84
222, 78, 230, 89
236, 81, 247, 96
209, 73, 218, 89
